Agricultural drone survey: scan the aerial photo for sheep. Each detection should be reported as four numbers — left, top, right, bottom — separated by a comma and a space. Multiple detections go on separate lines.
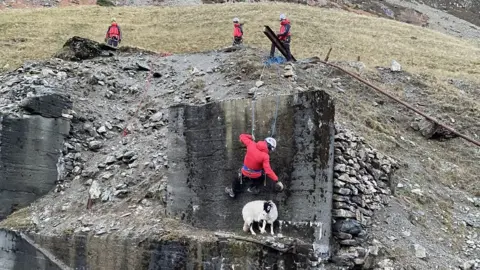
242, 200, 278, 236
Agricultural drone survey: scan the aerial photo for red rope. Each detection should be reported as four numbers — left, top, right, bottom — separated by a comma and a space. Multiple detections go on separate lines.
121, 51, 172, 137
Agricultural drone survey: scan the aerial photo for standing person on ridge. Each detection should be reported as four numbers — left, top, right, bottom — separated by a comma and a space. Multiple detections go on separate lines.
232, 17, 243, 46
270, 13, 292, 61
105, 18, 122, 48
225, 133, 284, 199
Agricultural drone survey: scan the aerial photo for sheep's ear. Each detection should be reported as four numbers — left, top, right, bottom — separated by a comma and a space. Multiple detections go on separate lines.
263, 202, 271, 213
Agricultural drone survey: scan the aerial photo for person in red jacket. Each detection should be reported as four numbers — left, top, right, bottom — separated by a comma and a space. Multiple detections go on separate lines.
105, 18, 122, 48
232, 17, 243, 46
269, 13, 292, 61
225, 134, 284, 198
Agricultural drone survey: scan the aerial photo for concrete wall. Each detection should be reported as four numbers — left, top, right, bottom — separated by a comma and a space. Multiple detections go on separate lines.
26, 230, 327, 270
0, 93, 71, 220
0, 229, 62, 270
166, 90, 335, 258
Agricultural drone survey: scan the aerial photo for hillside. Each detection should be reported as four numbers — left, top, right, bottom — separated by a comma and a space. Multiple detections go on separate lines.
1, 3, 480, 81
0, 2, 479, 269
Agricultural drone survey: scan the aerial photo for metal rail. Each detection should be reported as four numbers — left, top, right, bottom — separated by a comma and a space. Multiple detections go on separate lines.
263, 25, 297, 62
319, 55, 480, 147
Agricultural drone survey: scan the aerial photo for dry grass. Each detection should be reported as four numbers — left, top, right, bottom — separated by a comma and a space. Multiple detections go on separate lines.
0, 207, 34, 230
0, 3, 480, 82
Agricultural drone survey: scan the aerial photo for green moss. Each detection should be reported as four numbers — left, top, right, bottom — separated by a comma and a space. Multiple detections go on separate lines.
0, 207, 35, 231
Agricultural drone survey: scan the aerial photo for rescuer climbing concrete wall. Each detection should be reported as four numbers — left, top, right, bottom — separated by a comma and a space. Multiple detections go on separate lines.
166, 90, 335, 257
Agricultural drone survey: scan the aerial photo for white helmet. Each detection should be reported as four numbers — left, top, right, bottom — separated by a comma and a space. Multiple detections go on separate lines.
279, 14, 286, 21
265, 137, 277, 151
233, 17, 239, 23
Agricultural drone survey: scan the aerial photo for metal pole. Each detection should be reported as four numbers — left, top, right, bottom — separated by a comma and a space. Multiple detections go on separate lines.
319, 59, 480, 148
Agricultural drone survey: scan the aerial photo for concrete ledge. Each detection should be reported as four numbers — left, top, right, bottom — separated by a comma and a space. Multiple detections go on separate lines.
0, 229, 64, 270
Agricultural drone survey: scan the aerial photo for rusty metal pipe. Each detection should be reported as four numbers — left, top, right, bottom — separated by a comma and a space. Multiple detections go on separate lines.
319, 60, 480, 148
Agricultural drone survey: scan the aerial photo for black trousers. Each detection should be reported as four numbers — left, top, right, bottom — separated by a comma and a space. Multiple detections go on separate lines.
270, 36, 291, 61
233, 36, 243, 46
231, 171, 264, 196
107, 37, 119, 47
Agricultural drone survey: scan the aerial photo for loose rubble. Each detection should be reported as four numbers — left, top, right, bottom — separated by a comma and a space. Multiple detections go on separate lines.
0, 36, 478, 269
0, 38, 310, 239
390, 60, 402, 72
331, 124, 399, 268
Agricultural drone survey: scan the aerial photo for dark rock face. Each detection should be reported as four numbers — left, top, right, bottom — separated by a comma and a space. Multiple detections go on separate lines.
166, 90, 335, 259
19, 92, 72, 118
0, 229, 61, 270
0, 114, 70, 220
53, 36, 115, 61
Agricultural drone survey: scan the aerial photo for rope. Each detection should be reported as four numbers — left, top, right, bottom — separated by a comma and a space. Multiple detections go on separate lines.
251, 56, 283, 141
120, 51, 171, 137
122, 67, 154, 136
251, 99, 256, 141
270, 64, 283, 138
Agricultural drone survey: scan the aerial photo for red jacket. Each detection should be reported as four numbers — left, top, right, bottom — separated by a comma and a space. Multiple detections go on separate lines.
239, 134, 278, 181
233, 23, 243, 37
278, 19, 291, 41
106, 22, 121, 39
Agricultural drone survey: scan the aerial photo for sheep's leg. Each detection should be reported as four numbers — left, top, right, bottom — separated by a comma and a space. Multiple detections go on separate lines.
260, 220, 267, 234
249, 223, 256, 235
243, 221, 250, 232
269, 222, 274, 236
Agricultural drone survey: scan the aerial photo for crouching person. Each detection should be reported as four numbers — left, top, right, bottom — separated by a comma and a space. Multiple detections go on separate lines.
225, 134, 284, 198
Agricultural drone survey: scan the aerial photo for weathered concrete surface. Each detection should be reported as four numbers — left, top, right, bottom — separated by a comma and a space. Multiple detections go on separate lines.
25, 230, 327, 270
0, 114, 70, 220
166, 90, 335, 258
0, 229, 62, 270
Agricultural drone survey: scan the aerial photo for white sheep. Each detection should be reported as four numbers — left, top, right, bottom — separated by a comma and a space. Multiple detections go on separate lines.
242, 200, 278, 236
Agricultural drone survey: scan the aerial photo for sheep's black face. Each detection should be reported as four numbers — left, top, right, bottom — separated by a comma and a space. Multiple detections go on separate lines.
263, 201, 272, 213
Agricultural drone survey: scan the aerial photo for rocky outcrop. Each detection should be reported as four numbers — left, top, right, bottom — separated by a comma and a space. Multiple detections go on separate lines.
0, 91, 71, 220
331, 124, 399, 268
53, 36, 116, 61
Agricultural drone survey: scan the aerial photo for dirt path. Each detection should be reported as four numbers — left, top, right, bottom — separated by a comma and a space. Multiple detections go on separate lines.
385, 0, 480, 40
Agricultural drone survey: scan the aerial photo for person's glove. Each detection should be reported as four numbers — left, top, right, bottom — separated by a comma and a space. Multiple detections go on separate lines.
275, 181, 284, 192
104, 38, 107, 42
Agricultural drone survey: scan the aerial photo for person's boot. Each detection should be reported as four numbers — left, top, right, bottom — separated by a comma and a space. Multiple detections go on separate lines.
247, 186, 259, 195
225, 187, 235, 198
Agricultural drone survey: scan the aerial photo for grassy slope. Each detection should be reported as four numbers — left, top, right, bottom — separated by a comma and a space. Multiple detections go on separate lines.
0, 3, 480, 82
